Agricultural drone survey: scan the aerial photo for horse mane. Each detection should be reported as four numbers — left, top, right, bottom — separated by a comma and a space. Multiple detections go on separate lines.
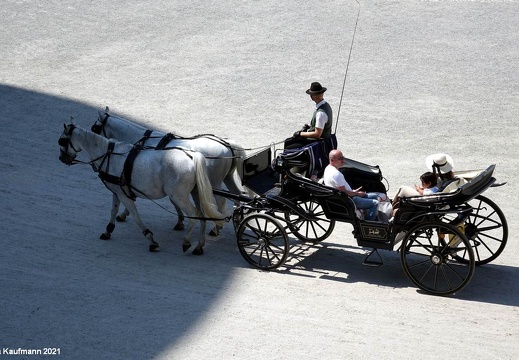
107, 113, 149, 131
103, 109, 243, 152
76, 125, 133, 154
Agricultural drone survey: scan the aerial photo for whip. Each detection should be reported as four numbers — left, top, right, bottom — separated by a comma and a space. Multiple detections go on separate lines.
335, 0, 361, 134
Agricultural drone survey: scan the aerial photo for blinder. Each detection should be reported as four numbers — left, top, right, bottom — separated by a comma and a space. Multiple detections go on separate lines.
58, 123, 80, 165
58, 137, 69, 147
91, 123, 102, 134
92, 112, 110, 135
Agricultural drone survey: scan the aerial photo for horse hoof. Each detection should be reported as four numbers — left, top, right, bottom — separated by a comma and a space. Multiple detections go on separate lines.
208, 229, 219, 237
182, 244, 191, 253
116, 216, 126, 222
174, 224, 185, 231
192, 247, 204, 256
100, 233, 110, 240
149, 243, 159, 252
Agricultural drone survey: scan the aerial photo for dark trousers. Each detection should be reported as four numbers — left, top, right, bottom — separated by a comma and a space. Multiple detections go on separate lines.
284, 136, 320, 150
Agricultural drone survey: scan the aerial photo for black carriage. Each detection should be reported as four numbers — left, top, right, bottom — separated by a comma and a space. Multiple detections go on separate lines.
215, 140, 507, 296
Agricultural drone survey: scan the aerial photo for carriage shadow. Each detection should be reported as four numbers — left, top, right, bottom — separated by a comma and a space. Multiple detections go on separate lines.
279, 240, 410, 287
277, 238, 519, 306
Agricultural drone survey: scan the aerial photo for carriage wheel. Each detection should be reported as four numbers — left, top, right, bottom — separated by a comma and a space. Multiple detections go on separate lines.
237, 213, 289, 270
284, 198, 335, 243
454, 195, 508, 265
400, 222, 475, 296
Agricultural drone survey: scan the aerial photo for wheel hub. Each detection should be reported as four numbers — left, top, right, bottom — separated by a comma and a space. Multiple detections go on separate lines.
258, 237, 267, 248
431, 253, 443, 265
464, 223, 478, 240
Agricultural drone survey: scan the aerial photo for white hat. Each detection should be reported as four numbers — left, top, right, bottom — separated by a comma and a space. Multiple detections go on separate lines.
426, 153, 454, 174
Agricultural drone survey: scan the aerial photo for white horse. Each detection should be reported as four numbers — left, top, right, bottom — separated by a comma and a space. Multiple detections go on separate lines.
91, 107, 246, 235
58, 122, 225, 255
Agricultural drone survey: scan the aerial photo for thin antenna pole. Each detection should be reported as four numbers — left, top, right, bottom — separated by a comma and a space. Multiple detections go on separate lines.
335, 0, 361, 134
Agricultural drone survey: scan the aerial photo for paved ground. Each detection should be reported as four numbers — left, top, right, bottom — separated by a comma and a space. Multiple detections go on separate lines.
1, 1, 518, 359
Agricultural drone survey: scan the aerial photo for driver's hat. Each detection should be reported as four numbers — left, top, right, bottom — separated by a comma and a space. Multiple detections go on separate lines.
306, 82, 327, 95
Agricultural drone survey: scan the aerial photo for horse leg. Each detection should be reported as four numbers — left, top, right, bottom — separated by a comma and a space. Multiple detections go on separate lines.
203, 170, 245, 237
191, 190, 222, 238
100, 193, 120, 240
171, 195, 205, 255
119, 200, 183, 229
192, 220, 207, 255
116, 207, 130, 222
207, 194, 226, 237
224, 169, 251, 200
171, 201, 185, 231
118, 196, 159, 252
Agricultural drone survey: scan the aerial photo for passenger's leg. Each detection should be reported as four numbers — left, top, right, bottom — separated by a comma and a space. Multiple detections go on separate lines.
353, 196, 379, 221
391, 185, 420, 206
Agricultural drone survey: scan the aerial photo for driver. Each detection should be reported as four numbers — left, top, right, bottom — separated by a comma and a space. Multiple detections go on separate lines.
285, 82, 333, 149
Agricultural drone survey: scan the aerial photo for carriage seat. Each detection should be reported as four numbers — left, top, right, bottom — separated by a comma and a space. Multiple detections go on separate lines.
280, 134, 338, 178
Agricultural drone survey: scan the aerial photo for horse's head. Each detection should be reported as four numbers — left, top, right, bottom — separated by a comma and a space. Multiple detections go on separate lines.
58, 122, 80, 165
91, 106, 110, 135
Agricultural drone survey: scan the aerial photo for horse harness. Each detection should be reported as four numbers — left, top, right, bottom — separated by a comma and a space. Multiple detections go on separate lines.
94, 142, 226, 222
95, 139, 198, 201
96, 141, 139, 200
139, 131, 238, 160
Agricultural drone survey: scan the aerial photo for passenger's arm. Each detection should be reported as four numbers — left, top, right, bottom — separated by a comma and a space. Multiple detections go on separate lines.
337, 185, 365, 198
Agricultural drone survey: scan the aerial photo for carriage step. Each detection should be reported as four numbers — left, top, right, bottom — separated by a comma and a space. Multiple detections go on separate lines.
362, 248, 383, 267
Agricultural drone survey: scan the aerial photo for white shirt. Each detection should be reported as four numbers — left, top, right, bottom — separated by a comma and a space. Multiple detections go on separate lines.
314, 100, 329, 130
323, 165, 352, 192
423, 186, 439, 195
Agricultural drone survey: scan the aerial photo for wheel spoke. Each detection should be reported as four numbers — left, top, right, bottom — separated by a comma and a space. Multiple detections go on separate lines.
462, 195, 507, 265
284, 199, 335, 243
237, 213, 289, 270
401, 222, 475, 295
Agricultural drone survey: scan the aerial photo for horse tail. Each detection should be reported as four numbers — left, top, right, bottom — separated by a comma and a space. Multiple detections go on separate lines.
222, 139, 247, 198
227, 139, 246, 175
191, 152, 226, 227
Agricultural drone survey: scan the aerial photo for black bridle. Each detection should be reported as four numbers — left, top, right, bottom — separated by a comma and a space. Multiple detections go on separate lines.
91, 112, 110, 137
59, 123, 109, 168
58, 124, 82, 165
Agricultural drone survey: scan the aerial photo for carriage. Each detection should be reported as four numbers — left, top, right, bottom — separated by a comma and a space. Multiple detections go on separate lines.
60, 111, 507, 297
214, 138, 508, 296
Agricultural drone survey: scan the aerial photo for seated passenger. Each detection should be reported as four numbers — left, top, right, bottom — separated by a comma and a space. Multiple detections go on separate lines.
416, 172, 440, 195
391, 153, 455, 214
285, 82, 333, 149
391, 171, 439, 215
425, 153, 458, 191
323, 149, 379, 221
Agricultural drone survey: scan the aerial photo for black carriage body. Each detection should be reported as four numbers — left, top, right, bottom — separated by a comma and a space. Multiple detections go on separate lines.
249, 148, 394, 249
278, 168, 395, 249
238, 146, 499, 250
231, 145, 504, 295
